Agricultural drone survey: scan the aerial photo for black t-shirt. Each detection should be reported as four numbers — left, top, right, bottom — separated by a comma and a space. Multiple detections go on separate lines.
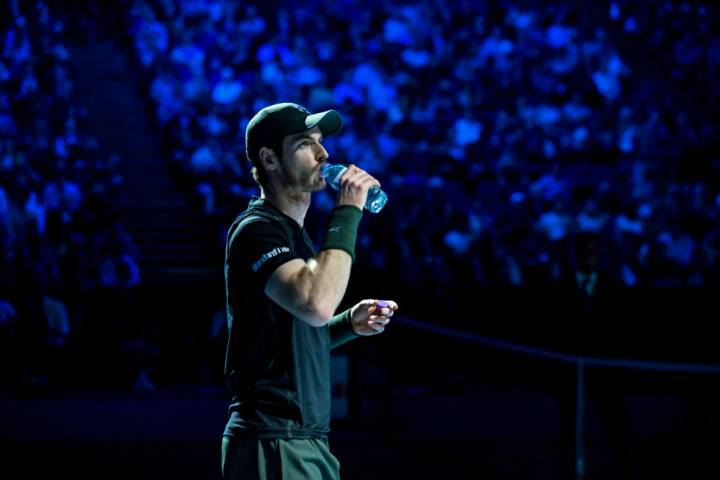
223, 197, 332, 439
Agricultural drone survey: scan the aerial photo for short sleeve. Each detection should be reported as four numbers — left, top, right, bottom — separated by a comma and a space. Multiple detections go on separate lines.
228, 216, 302, 287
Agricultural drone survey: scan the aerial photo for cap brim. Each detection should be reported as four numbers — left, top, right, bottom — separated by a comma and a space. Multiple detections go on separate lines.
305, 110, 343, 138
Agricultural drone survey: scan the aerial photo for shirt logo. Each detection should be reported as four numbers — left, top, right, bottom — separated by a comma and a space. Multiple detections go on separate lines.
252, 247, 290, 272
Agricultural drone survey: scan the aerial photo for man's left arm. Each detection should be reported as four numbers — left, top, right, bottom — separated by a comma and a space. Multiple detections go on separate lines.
329, 299, 398, 349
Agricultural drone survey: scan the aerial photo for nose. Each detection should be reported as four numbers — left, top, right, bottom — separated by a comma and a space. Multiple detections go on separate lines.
315, 142, 328, 162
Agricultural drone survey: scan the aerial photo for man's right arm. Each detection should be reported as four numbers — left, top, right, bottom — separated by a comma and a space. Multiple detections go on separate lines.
233, 208, 360, 328
265, 247, 353, 327
230, 216, 353, 328
264, 164, 379, 327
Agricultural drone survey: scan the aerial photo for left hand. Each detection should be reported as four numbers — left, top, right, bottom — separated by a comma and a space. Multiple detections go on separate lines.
350, 299, 398, 336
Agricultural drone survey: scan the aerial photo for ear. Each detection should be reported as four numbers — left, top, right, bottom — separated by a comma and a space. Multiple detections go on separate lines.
258, 147, 277, 172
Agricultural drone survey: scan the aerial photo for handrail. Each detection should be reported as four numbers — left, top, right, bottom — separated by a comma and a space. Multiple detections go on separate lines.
395, 316, 720, 374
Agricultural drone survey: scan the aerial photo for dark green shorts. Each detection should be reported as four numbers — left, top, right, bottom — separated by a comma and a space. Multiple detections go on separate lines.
221, 436, 341, 480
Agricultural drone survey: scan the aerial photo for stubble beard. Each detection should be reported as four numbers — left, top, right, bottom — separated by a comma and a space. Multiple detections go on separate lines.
279, 162, 325, 199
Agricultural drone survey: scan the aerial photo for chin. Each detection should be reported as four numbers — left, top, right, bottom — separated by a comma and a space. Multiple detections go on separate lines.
312, 176, 327, 191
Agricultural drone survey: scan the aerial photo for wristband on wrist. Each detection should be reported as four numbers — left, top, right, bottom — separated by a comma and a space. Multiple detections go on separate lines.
320, 205, 362, 262
329, 308, 359, 348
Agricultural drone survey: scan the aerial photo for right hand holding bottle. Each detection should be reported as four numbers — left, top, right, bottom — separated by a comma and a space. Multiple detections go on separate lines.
335, 164, 381, 211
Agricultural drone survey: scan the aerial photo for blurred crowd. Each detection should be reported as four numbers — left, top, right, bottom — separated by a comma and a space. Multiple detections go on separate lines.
126, 0, 720, 302
2, 0, 719, 389
1, 1, 141, 389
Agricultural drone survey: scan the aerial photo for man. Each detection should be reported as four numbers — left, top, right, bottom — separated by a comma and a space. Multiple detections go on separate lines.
221, 102, 398, 479
552, 230, 631, 479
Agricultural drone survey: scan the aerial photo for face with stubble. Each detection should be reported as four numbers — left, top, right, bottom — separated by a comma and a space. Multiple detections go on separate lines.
276, 126, 329, 196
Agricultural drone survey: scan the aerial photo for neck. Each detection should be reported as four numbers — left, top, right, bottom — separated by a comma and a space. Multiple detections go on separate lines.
261, 186, 310, 227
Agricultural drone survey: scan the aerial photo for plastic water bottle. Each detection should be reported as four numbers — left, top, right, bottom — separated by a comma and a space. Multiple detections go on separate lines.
322, 163, 388, 213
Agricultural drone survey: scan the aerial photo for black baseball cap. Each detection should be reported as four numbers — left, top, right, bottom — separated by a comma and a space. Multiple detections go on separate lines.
245, 102, 343, 164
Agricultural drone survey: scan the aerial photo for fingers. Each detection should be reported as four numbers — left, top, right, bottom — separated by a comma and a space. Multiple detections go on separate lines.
336, 164, 381, 211
369, 315, 391, 325
367, 298, 397, 333
368, 315, 389, 333
373, 307, 394, 317
355, 299, 397, 335
341, 164, 380, 191
373, 299, 398, 315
